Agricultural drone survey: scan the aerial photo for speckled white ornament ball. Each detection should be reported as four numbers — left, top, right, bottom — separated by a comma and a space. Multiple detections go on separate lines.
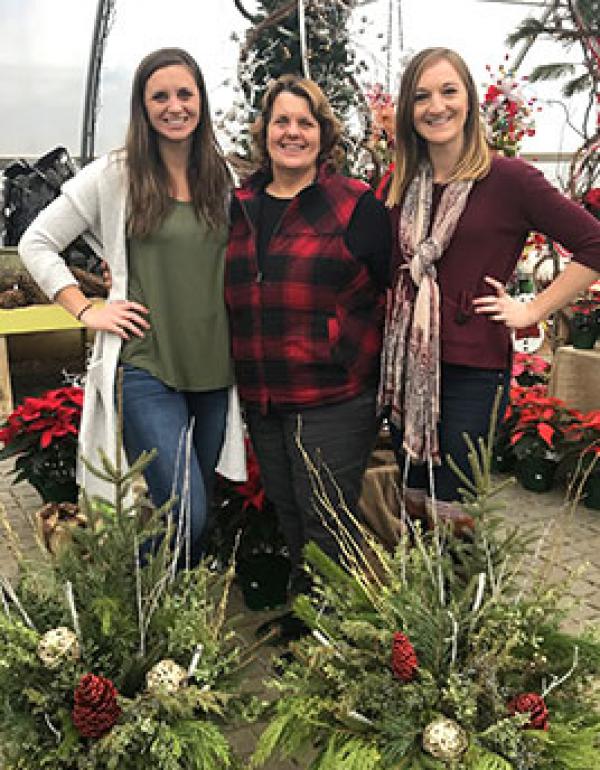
37, 626, 80, 668
146, 659, 188, 694
422, 716, 468, 761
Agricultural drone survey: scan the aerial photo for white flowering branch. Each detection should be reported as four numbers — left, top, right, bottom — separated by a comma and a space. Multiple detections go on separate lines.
64, 581, 81, 642
542, 645, 579, 698
0, 577, 35, 630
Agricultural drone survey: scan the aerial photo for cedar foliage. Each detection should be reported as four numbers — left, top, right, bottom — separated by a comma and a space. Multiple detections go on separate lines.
0, 433, 260, 769
253, 403, 600, 769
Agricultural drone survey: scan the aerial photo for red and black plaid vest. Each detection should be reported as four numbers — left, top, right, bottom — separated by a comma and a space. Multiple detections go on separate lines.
225, 166, 384, 411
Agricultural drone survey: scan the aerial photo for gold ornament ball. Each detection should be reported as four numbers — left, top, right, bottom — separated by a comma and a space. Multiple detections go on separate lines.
146, 659, 188, 694
422, 717, 468, 761
37, 626, 80, 668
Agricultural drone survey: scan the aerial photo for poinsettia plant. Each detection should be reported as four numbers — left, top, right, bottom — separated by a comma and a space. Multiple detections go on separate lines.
511, 352, 551, 387
559, 409, 600, 482
568, 293, 600, 331
208, 437, 287, 565
0, 386, 83, 503
506, 385, 579, 461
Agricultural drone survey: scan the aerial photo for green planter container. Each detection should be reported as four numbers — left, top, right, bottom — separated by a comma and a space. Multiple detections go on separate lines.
570, 325, 597, 350
517, 457, 556, 493
584, 474, 600, 510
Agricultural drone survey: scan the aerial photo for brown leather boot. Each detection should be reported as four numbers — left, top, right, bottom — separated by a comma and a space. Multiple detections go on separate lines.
426, 499, 475, 535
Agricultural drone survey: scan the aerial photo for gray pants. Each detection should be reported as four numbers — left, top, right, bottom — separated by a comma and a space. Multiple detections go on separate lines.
245, 390, 378, 593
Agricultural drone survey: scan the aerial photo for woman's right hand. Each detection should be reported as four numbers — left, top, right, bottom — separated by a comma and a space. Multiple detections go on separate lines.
80, 300, 150, 340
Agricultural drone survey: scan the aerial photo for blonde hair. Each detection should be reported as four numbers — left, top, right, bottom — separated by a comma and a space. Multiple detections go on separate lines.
387, 47, 491, 207
250, 74, 343, 173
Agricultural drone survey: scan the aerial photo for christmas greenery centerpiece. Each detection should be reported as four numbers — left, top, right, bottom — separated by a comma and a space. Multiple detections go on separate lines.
252, 415, 600, 769
0, 386, 82, 504
0, 427, 261, 769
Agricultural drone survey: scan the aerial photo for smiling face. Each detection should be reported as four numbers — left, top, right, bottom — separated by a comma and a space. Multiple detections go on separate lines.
412, 58, 469, 156
143, 64, 201, 147
266, 91, 321, 182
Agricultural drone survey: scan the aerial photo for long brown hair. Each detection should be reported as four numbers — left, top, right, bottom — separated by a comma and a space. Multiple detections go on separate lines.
387, 47, 490, 207
125, 47, 231, 237
250, 74, 342, 174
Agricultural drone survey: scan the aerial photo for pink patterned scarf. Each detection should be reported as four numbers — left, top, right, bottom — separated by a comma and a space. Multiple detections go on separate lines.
379, 163, 473, 464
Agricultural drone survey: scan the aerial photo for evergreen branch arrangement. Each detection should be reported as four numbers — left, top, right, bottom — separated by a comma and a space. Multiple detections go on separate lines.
0, 434, 262, 769
252, 413, 600, 769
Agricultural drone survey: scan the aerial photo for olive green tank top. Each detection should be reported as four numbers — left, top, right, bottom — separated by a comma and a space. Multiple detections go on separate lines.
120, 201, 233, 391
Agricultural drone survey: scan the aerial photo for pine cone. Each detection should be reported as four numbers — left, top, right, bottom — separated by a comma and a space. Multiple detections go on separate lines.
391, 631, 418, 682
507, 692, 549, 731
72, 673, 121, 738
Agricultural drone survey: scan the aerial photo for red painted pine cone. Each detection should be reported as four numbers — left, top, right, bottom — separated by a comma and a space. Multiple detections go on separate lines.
72, 673, 121, 738
391, 631, 418, 682
507, 692, 549, 731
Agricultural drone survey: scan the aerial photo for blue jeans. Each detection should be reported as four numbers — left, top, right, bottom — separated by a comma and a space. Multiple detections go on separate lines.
120, 364, 228, 567
391, 363, 510, 501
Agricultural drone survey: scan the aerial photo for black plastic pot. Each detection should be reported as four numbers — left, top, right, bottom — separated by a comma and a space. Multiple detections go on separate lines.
237, 553, 291, 611
584, 474, 600, 510
517, 456, 556, 493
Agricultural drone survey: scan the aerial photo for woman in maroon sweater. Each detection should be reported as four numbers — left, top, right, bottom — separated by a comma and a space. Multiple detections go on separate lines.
381, 47, 600, 511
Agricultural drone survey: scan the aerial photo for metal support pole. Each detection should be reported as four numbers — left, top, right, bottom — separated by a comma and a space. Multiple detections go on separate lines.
80, 0, 116, 166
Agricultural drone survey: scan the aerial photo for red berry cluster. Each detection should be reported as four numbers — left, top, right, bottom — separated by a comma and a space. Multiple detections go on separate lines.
72, 673, 121, 739
507, 692, 549, 731
391, 631, 418, 683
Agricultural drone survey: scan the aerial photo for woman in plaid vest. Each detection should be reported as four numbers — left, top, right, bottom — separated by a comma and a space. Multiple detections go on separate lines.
226, 75, 391, 607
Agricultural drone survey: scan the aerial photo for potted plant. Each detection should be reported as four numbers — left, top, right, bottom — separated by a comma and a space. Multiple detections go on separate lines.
0, 386, 82, 504
568, 297, 598, 349
0, 437, 259, 770
559, 410, 600, 510
252, 436, 600, 770
508, 387, 577, 492
209, 439, 290, 611
511, 351, 551, 387
493, 383, 548, 474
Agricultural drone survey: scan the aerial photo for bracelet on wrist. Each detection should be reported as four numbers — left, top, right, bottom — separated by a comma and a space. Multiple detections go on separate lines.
75, 302, 93, 321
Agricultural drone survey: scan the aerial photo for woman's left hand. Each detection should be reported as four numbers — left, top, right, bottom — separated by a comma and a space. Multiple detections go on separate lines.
473, 276, 538, 330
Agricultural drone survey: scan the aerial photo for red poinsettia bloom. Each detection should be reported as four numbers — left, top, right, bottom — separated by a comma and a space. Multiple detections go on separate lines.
0, 386, 83, 503
507, 692, 549, 730
233, 439, 266, 512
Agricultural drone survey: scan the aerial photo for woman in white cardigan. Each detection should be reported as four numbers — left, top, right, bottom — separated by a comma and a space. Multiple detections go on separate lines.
19, 48, 245, 567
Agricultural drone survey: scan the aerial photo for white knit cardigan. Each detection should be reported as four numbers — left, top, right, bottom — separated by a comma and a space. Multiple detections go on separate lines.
18, 152, 246, 502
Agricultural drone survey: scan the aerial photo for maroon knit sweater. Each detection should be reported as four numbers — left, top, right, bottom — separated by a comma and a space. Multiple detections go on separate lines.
388, 155, 600, 370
